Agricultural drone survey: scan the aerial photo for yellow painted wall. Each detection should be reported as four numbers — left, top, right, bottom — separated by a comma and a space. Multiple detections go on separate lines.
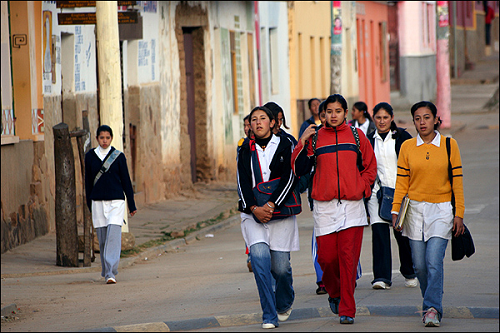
288, 1, 332, 138
9, 1, 43, 141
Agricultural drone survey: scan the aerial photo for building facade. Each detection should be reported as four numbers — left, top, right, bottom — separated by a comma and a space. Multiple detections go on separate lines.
1, 1, 290, 253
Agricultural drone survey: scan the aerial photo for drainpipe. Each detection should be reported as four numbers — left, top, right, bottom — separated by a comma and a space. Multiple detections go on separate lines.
254, 1, 262, 105
452, 1, 458, 78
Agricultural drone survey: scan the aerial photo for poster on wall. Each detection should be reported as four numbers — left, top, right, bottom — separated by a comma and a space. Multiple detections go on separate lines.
437, 1, 449, 28
43, 11, 53, 93
331, 1, 342, 55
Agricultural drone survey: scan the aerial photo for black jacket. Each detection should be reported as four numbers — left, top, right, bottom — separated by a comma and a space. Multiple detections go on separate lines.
237, 135, 297, 214
85, 147, 136, 213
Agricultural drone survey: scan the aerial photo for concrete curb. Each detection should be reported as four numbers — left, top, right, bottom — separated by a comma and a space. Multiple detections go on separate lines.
0, 214, 241, 279
80, 305, 499, 332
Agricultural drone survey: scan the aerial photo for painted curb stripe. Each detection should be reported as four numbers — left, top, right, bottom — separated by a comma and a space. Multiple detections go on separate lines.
99, 306, 499, 332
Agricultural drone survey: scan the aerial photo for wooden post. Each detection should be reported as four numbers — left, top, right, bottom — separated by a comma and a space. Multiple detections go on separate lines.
53, 123, 78, 267
71, 127, 91, 267
96, 1, 129, 232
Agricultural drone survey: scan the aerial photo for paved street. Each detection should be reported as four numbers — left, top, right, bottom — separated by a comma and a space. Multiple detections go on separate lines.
1, 55, 499, 332
1, 108, 498, 332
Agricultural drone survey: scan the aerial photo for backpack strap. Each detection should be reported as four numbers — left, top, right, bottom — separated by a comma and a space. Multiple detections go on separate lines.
310, 127, 320, 177
93, 149, 122, 186
446, 137, 456, 216
350, 126, 364, 171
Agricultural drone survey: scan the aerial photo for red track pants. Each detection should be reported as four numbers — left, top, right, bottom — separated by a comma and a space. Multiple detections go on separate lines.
316, 226, 364, 318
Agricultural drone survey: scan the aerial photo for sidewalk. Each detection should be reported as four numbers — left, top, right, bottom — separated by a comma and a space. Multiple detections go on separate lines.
0, 181, 239, 278
2, 54, 499, 331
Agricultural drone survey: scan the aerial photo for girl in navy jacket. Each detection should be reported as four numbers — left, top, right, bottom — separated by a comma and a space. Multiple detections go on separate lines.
237, 106, 299, 329
85, 125, 136, 284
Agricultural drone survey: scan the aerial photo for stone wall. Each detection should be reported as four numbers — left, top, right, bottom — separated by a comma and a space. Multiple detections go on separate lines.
1, 141, 48, 253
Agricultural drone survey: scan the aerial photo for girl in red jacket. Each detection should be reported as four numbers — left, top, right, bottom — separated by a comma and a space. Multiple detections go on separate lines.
291, 94, 377, 324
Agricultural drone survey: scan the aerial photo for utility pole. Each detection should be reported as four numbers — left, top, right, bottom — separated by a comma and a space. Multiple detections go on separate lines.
330, 1, 342, 94
95, 1, 129, 232
436, 1, 451, 129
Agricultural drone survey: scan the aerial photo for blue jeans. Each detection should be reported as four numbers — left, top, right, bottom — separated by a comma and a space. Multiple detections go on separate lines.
250, 242, 294, 325
409, 237, 448, 320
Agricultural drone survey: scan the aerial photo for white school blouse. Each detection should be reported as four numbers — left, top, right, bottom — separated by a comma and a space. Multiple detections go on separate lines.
91, 146, 125, 228
368, 131, 398, 224
240, 135, 300, 252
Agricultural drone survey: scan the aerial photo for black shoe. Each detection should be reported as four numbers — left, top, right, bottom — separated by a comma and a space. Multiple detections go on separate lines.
328, 297, 340, 314
316, 283, 327, 295
340, 316, 354, 324
316, 286, 327, 295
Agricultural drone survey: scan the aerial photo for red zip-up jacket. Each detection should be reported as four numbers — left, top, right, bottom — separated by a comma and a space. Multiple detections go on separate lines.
291, 122, 377, 202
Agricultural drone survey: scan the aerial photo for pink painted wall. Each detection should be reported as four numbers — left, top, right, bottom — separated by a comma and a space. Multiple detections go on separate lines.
398, 1, 436, 56
356, 1, 390, 112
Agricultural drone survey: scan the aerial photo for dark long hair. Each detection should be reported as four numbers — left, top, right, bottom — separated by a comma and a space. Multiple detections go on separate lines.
410, 101, 442, 130
373, 102, 399, 138
353, 101, 373, 122
263, 101, 290, 129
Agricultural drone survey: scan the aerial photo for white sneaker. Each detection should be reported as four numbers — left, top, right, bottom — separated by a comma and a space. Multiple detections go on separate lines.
405, 278, 418, 288
277, 308, 292, 322
262, 323, 276, 329
372, 281, 390, 289
106, 277, 116, 284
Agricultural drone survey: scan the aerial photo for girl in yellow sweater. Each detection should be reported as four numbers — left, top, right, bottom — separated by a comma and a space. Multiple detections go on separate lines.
391, 101, 465, 327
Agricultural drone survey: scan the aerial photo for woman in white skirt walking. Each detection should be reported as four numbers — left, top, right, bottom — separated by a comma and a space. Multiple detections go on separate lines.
85, 125, 137, 284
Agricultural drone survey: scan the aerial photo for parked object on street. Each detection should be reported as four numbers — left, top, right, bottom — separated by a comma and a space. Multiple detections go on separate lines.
237, 106, 300, 328
392, 101, 466, 326
85, 125, 137, 284
292, 94, 377, 324
366, 102, 416, 290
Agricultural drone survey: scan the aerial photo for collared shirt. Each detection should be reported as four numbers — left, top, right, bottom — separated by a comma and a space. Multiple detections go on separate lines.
355, 119, 370, 136
250, 134, 280, 186
400, 131, 453, 241
372, 130, 398, 192
416, 130, 441, 147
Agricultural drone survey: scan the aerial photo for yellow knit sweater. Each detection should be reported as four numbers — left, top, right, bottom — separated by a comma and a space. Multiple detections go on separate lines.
392, 135, 465, 218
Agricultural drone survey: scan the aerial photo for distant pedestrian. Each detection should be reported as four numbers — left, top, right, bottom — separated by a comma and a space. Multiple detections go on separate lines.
238, 114, 254, 273
264, 101, 298, 147
349, 101, 376, 136
292, 94, 377, 325
299, 98, 321, 137
392, 101, 465, 327
85, 125, 137, 284
237, 106, 299, 329
484, 1, 495, 48
366, 102, 417, 290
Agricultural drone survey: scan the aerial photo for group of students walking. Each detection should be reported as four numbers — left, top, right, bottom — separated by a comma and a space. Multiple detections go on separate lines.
236, 94, 465, 328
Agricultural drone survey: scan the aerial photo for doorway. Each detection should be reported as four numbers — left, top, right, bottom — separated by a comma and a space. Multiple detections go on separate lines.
181, 27, 209, 183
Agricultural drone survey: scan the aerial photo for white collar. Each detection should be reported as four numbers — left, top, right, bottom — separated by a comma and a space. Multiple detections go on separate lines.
373, 130, 393, 141
416, 131, 441, 147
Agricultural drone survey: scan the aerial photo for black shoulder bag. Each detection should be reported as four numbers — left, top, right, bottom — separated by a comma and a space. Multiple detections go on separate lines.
250, 141, 301, 223
447, 137, 475, 261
